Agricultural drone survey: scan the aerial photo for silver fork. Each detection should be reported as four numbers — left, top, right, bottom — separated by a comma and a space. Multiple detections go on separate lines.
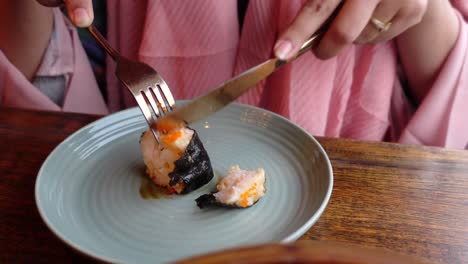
87, 26, 175, 141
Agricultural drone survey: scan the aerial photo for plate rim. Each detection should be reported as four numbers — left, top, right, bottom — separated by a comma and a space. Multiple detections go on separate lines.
35, 102, 334, 263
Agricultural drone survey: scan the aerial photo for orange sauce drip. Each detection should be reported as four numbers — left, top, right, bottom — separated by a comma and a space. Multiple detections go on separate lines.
166, 186, 177, 195
139, 179, 171, 199
240, 183, 257, 208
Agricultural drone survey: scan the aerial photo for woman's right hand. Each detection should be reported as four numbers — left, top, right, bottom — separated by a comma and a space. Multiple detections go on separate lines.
36, 0, 94, 27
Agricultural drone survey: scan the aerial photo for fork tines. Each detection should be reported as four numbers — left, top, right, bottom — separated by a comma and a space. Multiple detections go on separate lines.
140, 86, 174, 121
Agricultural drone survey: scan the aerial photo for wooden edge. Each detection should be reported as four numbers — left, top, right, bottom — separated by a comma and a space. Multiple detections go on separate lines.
174, 241, 432, 264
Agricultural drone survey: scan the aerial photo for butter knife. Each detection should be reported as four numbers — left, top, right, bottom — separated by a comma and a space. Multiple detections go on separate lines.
159, 1, 344, 125
161, 34, 322, 125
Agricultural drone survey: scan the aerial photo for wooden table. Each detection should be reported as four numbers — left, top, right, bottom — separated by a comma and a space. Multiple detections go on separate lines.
1, 107, 468, 263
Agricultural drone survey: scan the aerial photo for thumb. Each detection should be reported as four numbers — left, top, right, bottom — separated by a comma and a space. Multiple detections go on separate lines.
65, 0, 94, 27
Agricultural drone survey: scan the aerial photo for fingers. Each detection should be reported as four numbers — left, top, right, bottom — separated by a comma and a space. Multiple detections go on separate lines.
370, 0, 427, 43
275, 0, 428, 61
65, 0, 94, 27
314, 0, 379, 59
36, 0, 94, 27
354, 2, 398, 44
274, 0, 341, 60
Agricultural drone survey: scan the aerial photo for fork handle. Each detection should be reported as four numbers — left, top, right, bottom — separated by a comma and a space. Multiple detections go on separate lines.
40, 0, 120, 61
87, 25, 120, 61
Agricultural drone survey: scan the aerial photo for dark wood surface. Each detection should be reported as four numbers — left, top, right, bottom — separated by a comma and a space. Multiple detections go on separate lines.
1, 107, 468, 263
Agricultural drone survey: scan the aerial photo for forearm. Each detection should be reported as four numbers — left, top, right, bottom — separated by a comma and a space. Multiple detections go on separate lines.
0, 0, 53, 81
396, 0, 459, 103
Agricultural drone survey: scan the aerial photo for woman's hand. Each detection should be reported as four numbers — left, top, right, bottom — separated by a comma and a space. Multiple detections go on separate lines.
274, 0, 428, 60
37, 0, 94, 27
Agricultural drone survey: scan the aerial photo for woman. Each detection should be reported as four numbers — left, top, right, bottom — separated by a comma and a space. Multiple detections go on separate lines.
0, 0, 467, 149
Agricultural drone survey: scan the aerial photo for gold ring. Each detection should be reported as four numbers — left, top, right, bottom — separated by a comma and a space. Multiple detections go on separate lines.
370, 17, 392, 32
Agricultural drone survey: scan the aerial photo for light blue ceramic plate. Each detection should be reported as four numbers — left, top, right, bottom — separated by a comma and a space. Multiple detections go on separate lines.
35, 103, 333, 264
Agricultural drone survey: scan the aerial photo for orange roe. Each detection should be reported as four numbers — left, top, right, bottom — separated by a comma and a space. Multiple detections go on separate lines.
161, 131, 183, 144
154, 117, 185, 134
240, 183, 257, 208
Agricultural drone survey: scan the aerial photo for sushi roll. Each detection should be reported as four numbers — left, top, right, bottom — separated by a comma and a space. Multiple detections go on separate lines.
196, 165, 266, 209
140, 118, 214, 194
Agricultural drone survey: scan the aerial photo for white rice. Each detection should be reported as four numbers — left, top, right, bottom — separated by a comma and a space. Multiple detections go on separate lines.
140, 128, 194, 193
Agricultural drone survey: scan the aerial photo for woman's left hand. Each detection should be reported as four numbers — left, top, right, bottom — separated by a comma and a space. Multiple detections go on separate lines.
274, 0, 428, 60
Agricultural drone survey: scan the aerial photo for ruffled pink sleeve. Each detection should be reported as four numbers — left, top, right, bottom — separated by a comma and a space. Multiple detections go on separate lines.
396, 10, 468, 149
0, 9, 108, 115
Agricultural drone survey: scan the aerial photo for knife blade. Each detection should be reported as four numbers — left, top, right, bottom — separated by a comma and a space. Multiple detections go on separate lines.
156, 2, 344, 126
161, 35, 321, 125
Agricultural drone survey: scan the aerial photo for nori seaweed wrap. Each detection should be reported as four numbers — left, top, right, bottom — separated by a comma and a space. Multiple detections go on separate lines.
168, 129, 214, 193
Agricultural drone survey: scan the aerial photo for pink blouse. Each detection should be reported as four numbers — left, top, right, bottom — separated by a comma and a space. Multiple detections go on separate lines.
1, 0, 467, 149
